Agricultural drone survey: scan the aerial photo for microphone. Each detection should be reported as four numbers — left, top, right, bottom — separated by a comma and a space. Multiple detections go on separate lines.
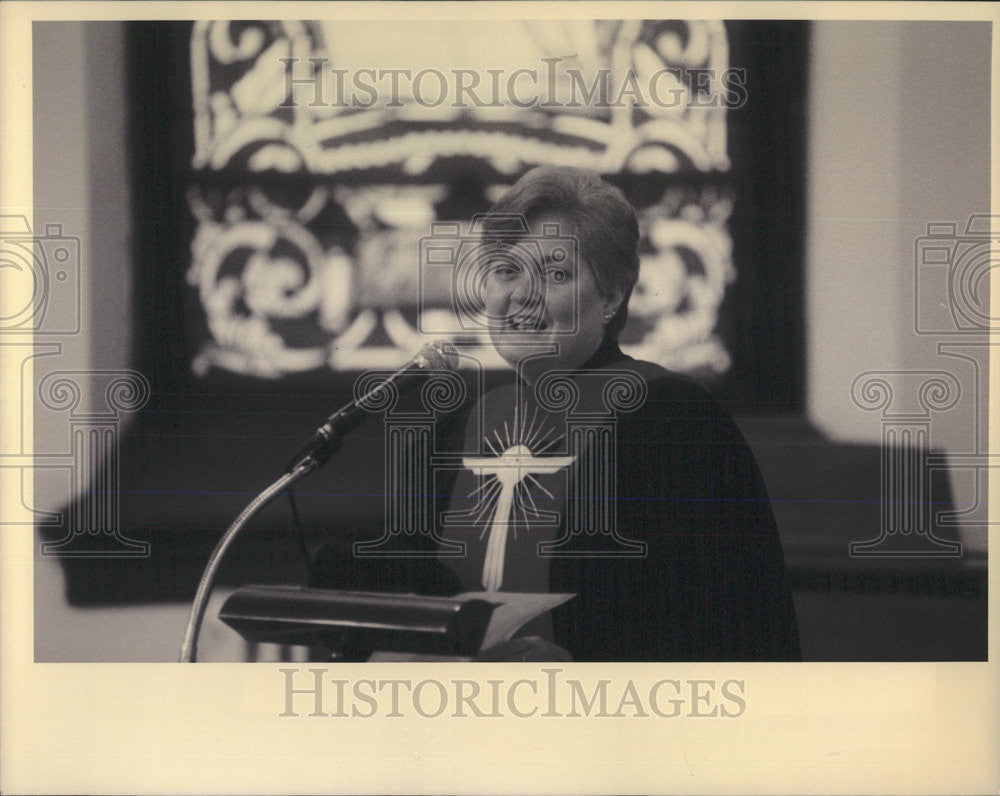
289, 340, 460, 469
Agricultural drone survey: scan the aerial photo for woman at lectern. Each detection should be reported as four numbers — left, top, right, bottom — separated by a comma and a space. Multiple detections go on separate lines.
311, 166, 801, 662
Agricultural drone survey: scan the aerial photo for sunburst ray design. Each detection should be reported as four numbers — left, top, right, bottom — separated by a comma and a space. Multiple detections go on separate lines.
461, 403, 575, 591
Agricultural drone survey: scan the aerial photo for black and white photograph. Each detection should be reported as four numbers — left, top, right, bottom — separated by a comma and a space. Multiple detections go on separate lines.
1, 2, 997, 794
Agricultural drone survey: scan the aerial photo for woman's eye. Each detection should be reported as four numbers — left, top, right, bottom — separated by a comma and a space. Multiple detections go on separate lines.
489, 263, 519, 278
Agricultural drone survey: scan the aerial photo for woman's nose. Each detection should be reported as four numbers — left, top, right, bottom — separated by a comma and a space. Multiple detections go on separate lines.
508, 271, 542, 310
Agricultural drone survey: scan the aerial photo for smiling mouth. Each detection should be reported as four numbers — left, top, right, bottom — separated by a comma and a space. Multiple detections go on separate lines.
505, 315, 548, 331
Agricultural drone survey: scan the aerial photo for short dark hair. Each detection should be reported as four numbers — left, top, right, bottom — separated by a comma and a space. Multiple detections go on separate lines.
482, 166, 640, 339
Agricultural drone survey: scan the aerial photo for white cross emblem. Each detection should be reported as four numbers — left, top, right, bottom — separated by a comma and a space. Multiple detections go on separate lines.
461, 405, 575, 591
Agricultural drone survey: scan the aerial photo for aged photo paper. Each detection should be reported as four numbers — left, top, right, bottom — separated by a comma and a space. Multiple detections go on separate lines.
1, 1, 997, 793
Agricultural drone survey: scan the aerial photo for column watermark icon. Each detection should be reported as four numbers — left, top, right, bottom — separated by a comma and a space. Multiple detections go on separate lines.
849, 370, 962, 557
38, 370, 151, 557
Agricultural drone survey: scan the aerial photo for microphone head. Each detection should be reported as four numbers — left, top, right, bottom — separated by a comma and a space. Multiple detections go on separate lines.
416, 340, 460, 372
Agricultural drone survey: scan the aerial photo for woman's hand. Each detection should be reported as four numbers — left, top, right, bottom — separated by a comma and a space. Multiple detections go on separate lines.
475, 635, 573, 662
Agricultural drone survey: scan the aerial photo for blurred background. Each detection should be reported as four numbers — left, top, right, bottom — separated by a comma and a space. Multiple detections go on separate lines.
26, 19, 990, 661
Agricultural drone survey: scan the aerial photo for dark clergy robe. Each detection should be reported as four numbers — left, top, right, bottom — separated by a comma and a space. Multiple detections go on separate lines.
310, 338, 801, 662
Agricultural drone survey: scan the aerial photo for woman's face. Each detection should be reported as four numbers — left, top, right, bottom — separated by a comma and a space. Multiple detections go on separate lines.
482, 211, 620, 379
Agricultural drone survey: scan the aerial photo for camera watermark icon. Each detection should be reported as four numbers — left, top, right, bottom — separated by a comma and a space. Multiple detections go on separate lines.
914, 214, 997, 335
0, 214, 82, 335
37, 370, 151, 558
849, 371, 962, 557
418, 215, 580, 336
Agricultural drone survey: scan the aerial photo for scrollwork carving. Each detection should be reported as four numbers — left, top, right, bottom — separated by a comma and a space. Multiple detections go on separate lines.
192, 19, 730, 176
186, 218, 329, 377
186, 19, 738, 379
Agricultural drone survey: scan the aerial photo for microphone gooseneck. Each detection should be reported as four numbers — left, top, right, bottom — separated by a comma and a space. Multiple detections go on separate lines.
290, 340, 460, 470
182, 340, 460, 661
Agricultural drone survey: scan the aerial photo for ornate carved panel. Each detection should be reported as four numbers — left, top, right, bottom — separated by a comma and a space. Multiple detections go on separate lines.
186, 19, 739, 379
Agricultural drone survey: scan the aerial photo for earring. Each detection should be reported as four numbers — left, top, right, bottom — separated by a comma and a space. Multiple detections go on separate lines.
602, 309, 615, 323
